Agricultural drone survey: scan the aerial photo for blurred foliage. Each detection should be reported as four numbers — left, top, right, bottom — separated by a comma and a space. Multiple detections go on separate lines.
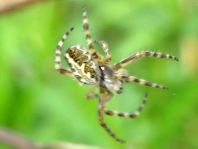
0, 0, 198, 149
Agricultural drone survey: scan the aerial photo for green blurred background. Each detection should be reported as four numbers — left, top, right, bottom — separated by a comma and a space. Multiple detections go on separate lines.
0, 0, 198, 149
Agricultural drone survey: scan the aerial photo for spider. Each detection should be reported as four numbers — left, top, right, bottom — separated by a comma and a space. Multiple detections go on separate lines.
54, 8, 178, 143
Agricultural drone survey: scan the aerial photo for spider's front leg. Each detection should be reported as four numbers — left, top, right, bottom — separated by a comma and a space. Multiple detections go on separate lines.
55, 27, 74, 76
95, 40, 112, 64
105, 93, 148, 119
97, 88, 125, 143
113, 50, 178, 70
120, 75, 168, 89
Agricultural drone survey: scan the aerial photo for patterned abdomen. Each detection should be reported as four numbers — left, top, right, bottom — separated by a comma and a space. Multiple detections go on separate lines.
65, 46, 100, 85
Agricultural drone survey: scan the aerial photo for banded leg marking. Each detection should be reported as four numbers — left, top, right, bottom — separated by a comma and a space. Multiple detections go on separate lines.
114, 50, 178, 69
55, 27, 74, 76
105, 93, 148, 118
97, 88, 125, 143
82, 7, 96, 56
121, 75, 168, 89
95, 40, 112, 63
98, 101, 125, 143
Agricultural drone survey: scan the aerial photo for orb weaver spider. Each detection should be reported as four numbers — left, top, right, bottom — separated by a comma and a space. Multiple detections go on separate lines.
54, 8, 178, 143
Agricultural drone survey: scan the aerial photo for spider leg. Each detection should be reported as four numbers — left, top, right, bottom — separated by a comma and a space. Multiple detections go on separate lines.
86, 87, 98, 100
105, 93, 148, 118
119, 75, 168, 89
97, 88, 125, 143
98, 101, 126, 143
55, 27, 74, 76
82, 8, 97, 58
95, 40, 112, 64
113, 50, 179, 69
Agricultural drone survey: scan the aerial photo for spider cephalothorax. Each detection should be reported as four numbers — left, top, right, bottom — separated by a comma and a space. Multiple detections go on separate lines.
55, 8, 178, 143
99, 65, 124, 94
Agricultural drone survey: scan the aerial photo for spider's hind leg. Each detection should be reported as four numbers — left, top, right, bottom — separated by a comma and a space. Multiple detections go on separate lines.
95, 40, 112, 64
82, 8, 96, 55
55, 27, 74, 76
82, 8, 104, 62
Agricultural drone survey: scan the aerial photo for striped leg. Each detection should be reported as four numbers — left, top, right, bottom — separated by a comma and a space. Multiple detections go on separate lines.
105, 93, 148, 118
82, 8, 97, 57
113, 50, 179, 69
121, 75, 168, 89
98, 100, 125, 143
86, 87, 98, 100
95, 40, 112, 63
98, 88, 125, 143
55, 27, 74, 76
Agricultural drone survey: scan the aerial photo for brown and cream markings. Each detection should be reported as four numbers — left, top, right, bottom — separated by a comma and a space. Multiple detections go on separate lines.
54, 7, 178, 143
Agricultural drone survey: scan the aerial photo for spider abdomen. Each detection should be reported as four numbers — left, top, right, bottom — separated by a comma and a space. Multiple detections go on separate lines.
65, 46, 100, 85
